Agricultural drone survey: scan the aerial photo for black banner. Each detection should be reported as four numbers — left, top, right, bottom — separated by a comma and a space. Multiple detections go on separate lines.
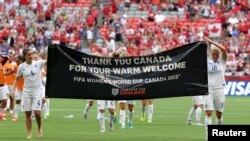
46, 41, 208, 100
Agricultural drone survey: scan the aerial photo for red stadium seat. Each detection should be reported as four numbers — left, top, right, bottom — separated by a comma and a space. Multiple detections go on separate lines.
83, 2, 91, 7
76, 3, 84, 7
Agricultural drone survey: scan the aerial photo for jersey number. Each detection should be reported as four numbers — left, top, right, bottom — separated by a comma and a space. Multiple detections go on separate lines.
212, 66, 217, 71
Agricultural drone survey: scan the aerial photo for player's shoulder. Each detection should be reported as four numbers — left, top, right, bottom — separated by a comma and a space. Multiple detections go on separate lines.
19, 62, 27, 69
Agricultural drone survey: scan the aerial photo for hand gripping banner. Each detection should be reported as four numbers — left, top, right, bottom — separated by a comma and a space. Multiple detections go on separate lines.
46, 41, 208, 100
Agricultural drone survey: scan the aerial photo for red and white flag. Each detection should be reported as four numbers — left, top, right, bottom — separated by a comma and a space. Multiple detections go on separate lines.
208, 23, 222, 38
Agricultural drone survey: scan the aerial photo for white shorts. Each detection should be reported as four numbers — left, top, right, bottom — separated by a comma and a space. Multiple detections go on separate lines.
97, 100, 115, 110
3, 85, 10, 95
118, 100, 136, 105
6, 85, 14, 94
192, 96, 204, 105
15, 90, 22, 100
21, 91, 43, 111
0, 86, 7, 100
204, 88, 225, 112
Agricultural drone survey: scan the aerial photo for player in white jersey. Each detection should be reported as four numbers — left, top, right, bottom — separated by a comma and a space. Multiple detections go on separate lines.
82, 52, 102, 120
97, 100, 116, 132
203, 37, 227, 141
140, 99, 154, 123
12, 48, 46, 139
118, 100, 135, 129
186, 96, 204, 126
32, 52, 49, 120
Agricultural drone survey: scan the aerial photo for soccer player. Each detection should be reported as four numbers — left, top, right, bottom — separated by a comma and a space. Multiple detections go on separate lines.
119, 100, 135, 129
83, 99, 95, 120
13, 55, 24, 121
186, 96, 204, 126
12, 48, 46, 139
140, 99, 154, 123
203, 37, 227, 140
3, 51, 17, 120
32, 52, 49, 119
0, 54, 8, 120
97, 100, 116, 132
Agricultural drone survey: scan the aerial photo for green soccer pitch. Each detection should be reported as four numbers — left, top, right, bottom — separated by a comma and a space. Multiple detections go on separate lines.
1, 96, 250, 141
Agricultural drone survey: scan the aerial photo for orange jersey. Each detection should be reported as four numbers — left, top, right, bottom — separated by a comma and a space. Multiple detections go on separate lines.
0, 64, 5, 84
16, 76, 24, 91
3, 61, 17, 85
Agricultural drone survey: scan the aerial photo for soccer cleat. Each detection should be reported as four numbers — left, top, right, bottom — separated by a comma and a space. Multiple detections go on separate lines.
100, 127, 105, 133
2, 111, 6, 117
128, 122, 134, 129
27, 136, 32, 139
83, 113, 87, 120
121, 123, 125, 129
186, 120, 194, 125
196, 122, 204, 126
12, 117, 18, 122
148, 119, 152, 123
140, 115, 145, 121
0, 115, 6, 121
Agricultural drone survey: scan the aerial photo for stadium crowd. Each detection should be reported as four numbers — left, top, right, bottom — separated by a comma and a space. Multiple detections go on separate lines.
0, 0, 249, 76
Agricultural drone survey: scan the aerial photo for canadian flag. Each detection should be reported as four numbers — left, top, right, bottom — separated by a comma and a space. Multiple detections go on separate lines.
208, 23, 222, 38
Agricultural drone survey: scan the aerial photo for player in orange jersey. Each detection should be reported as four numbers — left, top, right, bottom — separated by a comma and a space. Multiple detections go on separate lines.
3, 51, 17, 120
0, 53, 8, 121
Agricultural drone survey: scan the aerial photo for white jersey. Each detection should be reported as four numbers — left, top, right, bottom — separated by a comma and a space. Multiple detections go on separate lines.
207, 57, 226, 89
16, 60, 46, 94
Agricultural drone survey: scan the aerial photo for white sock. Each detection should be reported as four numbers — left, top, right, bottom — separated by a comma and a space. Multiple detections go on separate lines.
128, 111, 133, 123
205, 116, 212, 127
216, 117, 223, 125
9, 109, 14, 115
187, 107, 195, 121
14, 104, 21, 118
110, 113, 114, 123
6, 99, 10, 110
196, 107, 202, 123
120, 110, 126, 125
141, 106, 146, 116
148, 104, 153, 121
99, 112, 105, 130
97, 110, 100, 120
42, 103, 48, 118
